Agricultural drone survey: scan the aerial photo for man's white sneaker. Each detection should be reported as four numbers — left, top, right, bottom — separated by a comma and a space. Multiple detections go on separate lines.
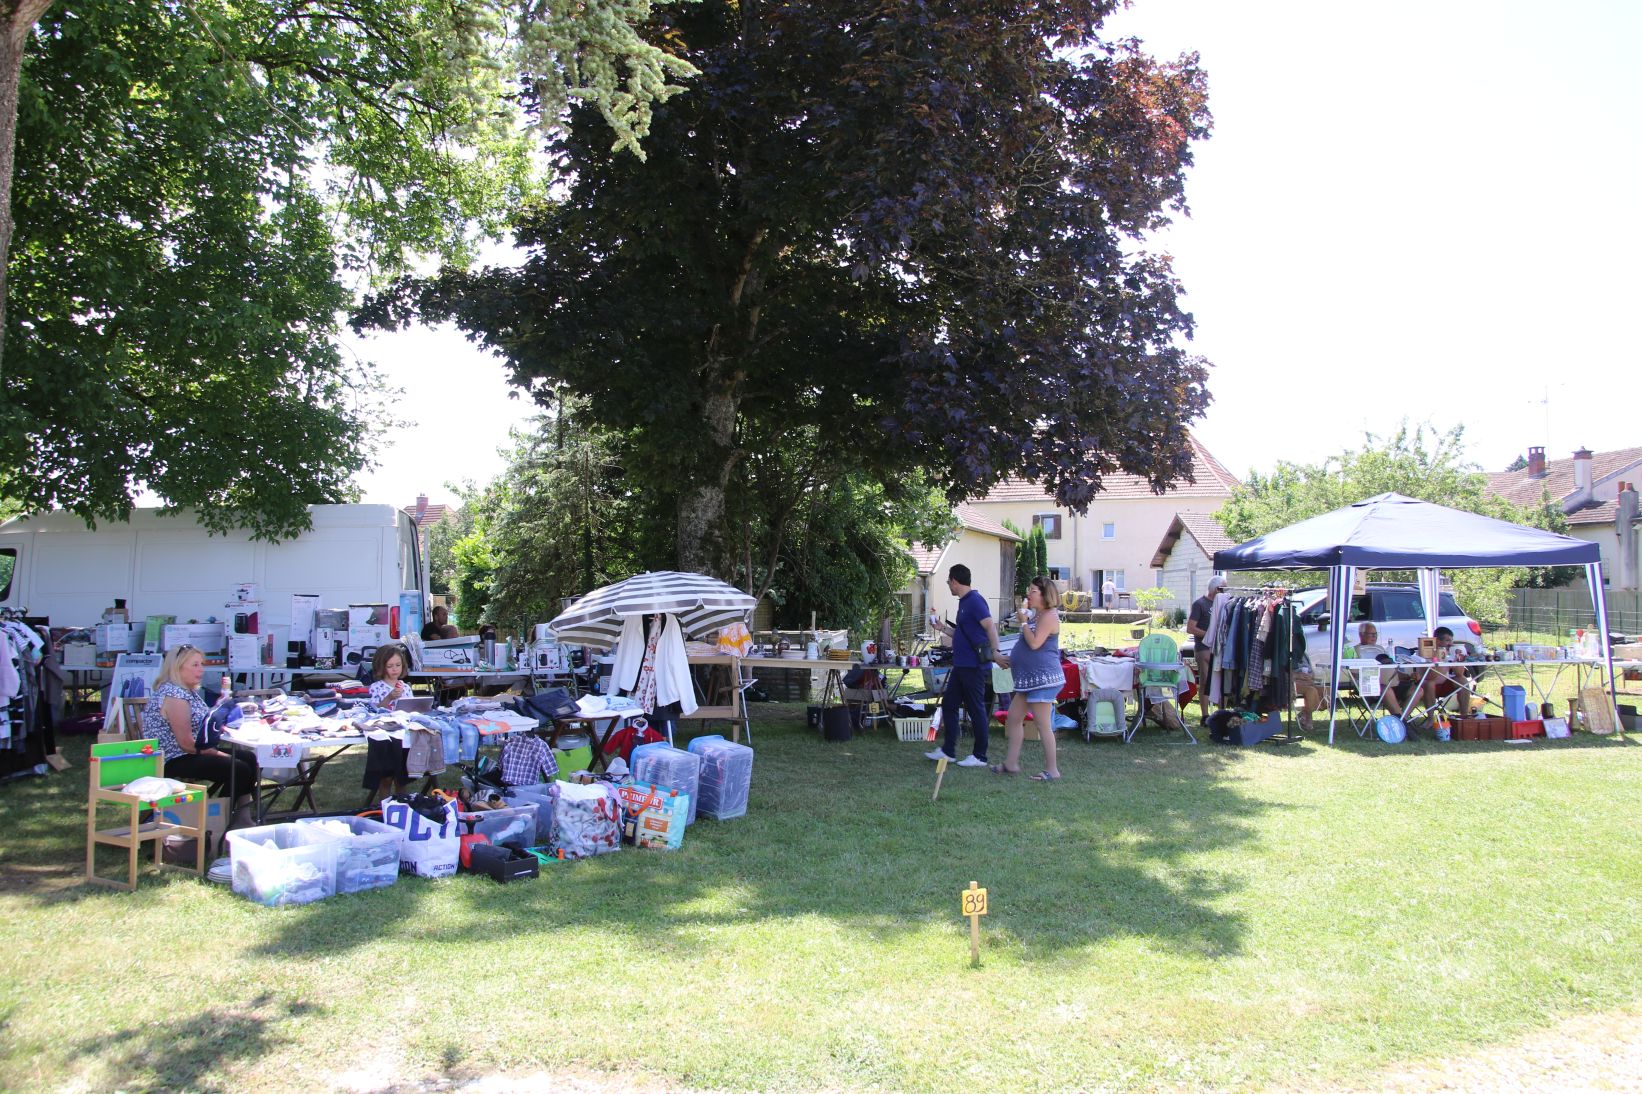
925, 747, 956, 762
956, 755, 988, 768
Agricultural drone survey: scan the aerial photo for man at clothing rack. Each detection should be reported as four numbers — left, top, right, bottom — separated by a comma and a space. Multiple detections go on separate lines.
1186, 575, 1225, 727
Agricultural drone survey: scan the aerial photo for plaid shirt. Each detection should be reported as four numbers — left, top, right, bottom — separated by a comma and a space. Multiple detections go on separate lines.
500, 733, 558, 787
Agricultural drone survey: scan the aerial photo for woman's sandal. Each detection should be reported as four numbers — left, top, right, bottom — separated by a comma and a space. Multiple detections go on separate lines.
1030, 771, 1061, 782
989, 764, 1020, 776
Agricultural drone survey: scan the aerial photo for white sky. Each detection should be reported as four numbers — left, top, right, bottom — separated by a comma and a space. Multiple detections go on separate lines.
352, 0, 1642, 508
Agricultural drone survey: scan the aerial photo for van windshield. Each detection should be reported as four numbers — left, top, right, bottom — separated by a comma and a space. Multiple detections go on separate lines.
0, 548, 14, 601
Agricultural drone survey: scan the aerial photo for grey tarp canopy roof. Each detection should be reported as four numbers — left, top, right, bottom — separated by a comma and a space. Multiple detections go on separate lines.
1209, 493, 1613, 743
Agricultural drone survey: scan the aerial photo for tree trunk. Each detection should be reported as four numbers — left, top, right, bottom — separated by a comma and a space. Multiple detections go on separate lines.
0, 0, 53, 379
676, 381, 740, 577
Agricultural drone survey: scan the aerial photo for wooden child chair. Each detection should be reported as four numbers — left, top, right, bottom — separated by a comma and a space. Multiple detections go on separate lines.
86, 738, 210, 891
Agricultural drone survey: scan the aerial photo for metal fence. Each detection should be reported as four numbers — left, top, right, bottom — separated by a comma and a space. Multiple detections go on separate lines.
1505, 587, 1642, 638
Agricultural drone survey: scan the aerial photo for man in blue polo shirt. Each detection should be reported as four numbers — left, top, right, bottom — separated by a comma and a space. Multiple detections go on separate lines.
925, 563, 1004, 767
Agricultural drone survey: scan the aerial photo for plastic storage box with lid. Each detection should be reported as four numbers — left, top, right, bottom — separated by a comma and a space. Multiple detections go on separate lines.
552, 732, 593, 781
502, 783, 559, 844
687, 736, 753, 821
225, 823, 340, 906
630, 745, 703, 825
460, 803, 538, 849
294, 815, 400, 893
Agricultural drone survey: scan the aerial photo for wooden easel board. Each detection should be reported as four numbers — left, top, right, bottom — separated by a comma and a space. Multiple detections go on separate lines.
1579, 687, 1618, 734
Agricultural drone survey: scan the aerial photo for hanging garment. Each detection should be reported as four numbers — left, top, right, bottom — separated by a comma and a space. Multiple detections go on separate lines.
611, 614, 648, 694
500, 734, 558, 786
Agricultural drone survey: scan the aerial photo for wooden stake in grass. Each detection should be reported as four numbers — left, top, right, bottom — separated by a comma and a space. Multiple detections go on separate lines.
931, 755, 948, 801
962, 881, 988, 967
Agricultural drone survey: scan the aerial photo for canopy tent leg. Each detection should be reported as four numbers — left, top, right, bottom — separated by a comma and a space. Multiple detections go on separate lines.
1326, 564, 1355, 745
1588, 561, 1618, 728
1417, 567, 1442, 638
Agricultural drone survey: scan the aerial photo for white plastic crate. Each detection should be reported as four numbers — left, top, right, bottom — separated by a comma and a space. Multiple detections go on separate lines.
893, 716, 933, 742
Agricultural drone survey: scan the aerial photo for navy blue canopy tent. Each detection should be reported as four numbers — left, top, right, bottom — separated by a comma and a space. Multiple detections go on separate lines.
1211, 493, 1612, 742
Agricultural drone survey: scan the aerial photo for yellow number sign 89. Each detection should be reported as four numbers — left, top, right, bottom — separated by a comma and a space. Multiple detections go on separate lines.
961, 887, 989, 917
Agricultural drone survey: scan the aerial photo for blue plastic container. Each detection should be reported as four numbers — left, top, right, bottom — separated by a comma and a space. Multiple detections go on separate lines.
690, 738, 753, 821
629, 740, 671, 774
1501, 685, 1527, 723
631, 745, 703, 825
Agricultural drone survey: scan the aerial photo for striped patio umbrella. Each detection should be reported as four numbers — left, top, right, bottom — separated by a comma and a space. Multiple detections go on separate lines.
548, 570, 757, 647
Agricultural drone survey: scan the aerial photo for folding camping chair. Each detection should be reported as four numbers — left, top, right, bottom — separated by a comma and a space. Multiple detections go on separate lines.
1126, 634, 1196, 744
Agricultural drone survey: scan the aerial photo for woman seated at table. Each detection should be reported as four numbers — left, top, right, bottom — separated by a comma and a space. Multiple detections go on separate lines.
368, 644, 414, 707
140, 645, 258, 828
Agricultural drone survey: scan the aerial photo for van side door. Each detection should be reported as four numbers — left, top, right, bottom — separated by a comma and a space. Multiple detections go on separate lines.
0, 538, 23, 610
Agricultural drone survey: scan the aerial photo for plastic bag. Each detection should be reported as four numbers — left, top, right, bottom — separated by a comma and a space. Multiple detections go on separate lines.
716, 622, 752, 657
548, 781, 621, 859
382, 796, 460, 878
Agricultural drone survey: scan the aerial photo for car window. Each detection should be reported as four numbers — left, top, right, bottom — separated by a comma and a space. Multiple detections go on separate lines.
1347, 594, 1369, 622
1438, 593, 1465, 617
1376, 588, 1423, 621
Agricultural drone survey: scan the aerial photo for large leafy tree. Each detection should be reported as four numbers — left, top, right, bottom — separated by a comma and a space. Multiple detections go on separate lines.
363, 0, 1213, 575
1215, 423, 1572, 622
1, 0, 692, 539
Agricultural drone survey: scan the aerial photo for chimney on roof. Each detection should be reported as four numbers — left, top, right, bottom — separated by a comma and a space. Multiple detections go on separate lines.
1618, 482, 1639, 591
1526, 446, 1546, 479
415, 493, 428, 519
1572, 448, 1594, 504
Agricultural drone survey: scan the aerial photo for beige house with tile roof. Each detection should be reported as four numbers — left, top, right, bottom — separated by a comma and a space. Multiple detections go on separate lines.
965, 434, 1239, 605
1149, 512, 1237, 612
902, 503, 1022, 630
1485, 446, 1642, 589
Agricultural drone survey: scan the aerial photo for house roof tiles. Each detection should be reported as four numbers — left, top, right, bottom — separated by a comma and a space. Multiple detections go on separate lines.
974, 434, 1238, 505
1149, 511, 1235, 569
1485, 446, 1642, 509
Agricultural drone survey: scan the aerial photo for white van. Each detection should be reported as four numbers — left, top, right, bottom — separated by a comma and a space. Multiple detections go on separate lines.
0, 504, 426, 633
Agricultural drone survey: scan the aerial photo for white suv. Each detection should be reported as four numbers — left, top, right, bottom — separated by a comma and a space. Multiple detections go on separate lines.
1292, 583, 1483, 669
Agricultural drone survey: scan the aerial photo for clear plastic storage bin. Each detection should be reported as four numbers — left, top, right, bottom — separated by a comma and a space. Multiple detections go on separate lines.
225, 823, 339, 907
688, 738, 753, 821
294, 815, 401, 893
631, 745, 703, 825
502, 783, 559, 844
460, 803, 538, 849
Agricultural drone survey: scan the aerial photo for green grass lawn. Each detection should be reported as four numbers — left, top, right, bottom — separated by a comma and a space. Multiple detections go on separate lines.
2, 708, 1640, 1091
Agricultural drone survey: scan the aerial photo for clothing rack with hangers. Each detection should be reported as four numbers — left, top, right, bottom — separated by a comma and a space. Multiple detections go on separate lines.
0, 611, 60, 777
1202, 585, 1305, 743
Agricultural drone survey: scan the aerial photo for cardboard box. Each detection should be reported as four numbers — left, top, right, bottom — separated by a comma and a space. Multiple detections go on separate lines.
162, 622, 227, 654
159, 796, 230, 856
142, 615, 176, 653
347, 624, 391, 648
95, 623, 133, 653
348, 604, 391, 629
61, 643, 98, 669
228, 633, 274, 671
421, 643, 480, 670
233, 583, 260, 603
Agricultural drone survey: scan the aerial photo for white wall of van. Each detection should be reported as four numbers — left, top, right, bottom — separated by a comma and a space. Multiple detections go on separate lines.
0, 504, 425, 630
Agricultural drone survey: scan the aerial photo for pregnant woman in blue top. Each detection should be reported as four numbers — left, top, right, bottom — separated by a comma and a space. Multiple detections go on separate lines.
994, 576, 1065, 781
